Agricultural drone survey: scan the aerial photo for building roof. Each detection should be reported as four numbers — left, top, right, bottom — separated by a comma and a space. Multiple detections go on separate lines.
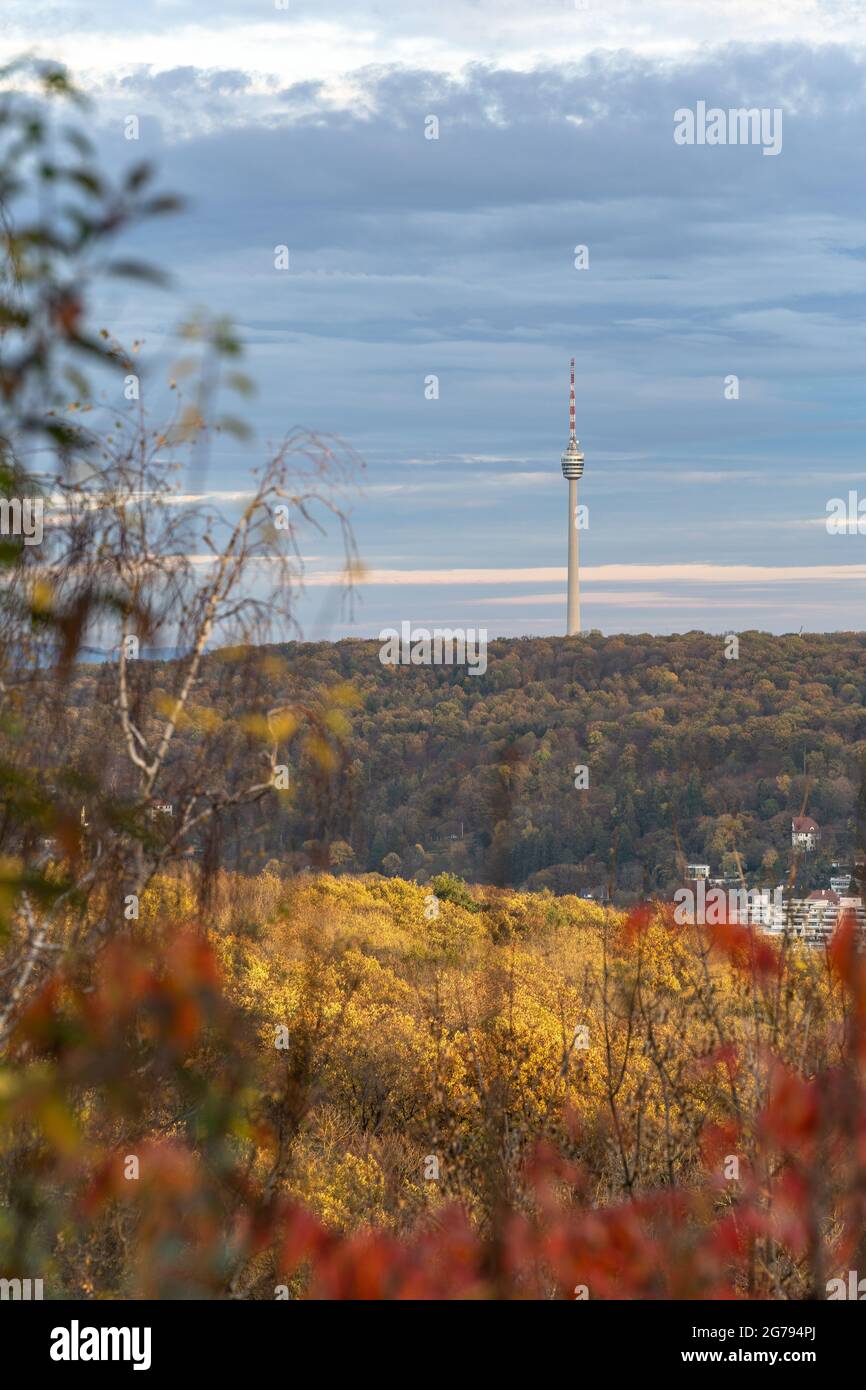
792, 816, 820, 833
807, 889, 839, 904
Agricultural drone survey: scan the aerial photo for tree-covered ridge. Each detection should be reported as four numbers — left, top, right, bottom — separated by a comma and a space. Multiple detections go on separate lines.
65, 631, 866, 896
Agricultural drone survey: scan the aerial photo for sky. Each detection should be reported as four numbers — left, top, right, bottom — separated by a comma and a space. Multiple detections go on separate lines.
4, 1, 866, 639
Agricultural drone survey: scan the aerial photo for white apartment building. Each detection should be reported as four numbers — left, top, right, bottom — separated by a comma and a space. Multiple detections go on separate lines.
761, 890, 866, 945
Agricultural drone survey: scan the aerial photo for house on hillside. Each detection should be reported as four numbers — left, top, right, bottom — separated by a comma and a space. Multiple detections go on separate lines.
791, 816, 820, 851
686, 863, 710, 879
830, 865, 853, 894
807, 888, 839, 908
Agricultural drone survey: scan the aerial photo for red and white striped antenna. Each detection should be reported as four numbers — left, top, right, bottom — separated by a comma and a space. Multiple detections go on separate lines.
561, 357, 584, 479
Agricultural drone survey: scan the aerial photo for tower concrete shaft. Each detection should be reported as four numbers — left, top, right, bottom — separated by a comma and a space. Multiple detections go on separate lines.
567, 476, 580, 635
560, 357, 585, 636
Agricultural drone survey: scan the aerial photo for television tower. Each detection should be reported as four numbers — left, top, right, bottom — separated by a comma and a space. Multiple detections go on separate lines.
560, 357, 585, 635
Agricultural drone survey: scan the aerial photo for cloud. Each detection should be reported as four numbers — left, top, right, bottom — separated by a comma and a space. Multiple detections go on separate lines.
483, 590, 782, 607
300, 562, 866, 585
7, 2, 866, 85
5, 14, 866, 631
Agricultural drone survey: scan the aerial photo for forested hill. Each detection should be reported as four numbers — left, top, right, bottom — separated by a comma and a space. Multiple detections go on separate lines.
73, 631, 866, 898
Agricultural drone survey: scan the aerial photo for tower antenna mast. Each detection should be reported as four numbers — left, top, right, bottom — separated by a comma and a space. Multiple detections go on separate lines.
560, 357, 585, 635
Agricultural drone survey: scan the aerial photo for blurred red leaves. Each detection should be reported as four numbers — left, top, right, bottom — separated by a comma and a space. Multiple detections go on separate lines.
707, 920, 781, 978
16, 929, 222, 1061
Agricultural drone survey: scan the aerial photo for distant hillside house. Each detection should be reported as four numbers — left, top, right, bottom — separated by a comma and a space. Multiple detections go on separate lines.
791, 816, 820, 851
686, 863, 710, 879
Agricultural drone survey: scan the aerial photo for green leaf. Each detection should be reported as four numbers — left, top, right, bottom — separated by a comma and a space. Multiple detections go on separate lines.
106, 259, 171, 288
0, 303, 30, 329
124, 161, 153, 192
63, 167, 103, 197
226, 371, 256, 399
218, 415, 252, 442
140, 195, 184, 216
62, 125, 95, 157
